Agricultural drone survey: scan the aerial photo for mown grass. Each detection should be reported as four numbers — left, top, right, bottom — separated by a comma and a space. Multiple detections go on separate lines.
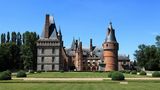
26, 72, 150, 78
0, 80, 160, 90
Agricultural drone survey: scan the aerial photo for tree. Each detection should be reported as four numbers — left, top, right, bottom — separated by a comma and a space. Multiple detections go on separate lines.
17, 32, 22, 46
11, 32, 16, 43
0, 44, 11, 71
21, 45, 33, 70
134, 44, 147, 67
0, 31, 39, 71
156, 35, 160, 47
21, 31, 39, 70
8, 42, 21, 69
134, 44, 160, 70
1, 33, 6, 43
7, 32, 10, 42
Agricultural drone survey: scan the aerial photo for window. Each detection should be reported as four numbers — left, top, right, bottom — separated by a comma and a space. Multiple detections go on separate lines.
52, 48, 55, 54
52, 57, 55, 62
123, 61, 126, 64
41, 57, 44, 63
83, 62, 85, 64
52, 65, 54, 70
42, 48, 44, 54
41, 65, 44, 70
106, 44, 108, 47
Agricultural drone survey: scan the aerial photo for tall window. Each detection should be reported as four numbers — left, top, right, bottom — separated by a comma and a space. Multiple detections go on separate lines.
52, 57, 55, 62
41, 57, 44, 63
42, 48, 44, 54
41, 65, 44, 70
52, 48, 55, 54
52, 65, 54, 70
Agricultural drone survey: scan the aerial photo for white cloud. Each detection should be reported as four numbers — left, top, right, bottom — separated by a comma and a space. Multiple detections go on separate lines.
151, 32, 159, 36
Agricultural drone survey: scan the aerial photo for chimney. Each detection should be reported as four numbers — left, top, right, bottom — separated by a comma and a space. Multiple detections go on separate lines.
90, 38, 93, 52
44, 14, 50, 38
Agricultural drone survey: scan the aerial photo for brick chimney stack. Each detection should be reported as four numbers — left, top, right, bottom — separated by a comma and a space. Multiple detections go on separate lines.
44, 14, 50, 38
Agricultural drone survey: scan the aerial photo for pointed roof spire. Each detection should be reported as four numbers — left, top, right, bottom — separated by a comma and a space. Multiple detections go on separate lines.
109, 21, 113, 30
105, 22, 117, 42
71, 37, 76, 50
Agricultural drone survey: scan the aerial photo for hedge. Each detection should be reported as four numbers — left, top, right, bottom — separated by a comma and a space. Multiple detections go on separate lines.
16, 70, 27, 77
152, 71, 160, 77
111, 71, 125, 81
0, 70, 12, 80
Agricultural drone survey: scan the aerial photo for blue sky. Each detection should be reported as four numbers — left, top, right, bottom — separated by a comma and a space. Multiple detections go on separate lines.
0, 0, 160, 60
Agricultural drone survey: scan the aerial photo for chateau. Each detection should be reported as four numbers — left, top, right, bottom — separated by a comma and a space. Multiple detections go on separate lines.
37, 14, 130, 71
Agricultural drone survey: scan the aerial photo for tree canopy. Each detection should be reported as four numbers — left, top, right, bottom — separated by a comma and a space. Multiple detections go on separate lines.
0, 31, 39, 71
134, 35, 160, 70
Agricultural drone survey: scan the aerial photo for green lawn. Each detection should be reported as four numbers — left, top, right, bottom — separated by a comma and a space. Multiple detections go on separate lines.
0, 80, 159, 90
27, 72, 150, 78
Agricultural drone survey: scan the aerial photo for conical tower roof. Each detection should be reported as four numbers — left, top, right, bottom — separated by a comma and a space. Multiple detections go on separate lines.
105, 22, 117, 43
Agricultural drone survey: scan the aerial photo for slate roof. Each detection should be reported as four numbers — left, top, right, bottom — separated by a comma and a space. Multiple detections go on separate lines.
105, 22, 117, 43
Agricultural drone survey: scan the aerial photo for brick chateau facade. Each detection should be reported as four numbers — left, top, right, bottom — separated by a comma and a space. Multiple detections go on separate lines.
37, 14, 130, 71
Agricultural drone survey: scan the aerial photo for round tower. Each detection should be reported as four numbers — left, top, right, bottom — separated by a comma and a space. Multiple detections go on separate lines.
102, 22, 119, 71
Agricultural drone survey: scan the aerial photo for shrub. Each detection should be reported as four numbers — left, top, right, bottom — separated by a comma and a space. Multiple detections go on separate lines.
36, 71, 41, 73
125, 70, 131, 74
111, 71, 125, 81
60, 70, 64, 73
131, 70, 137, 74
16, 70, 27, 77
0, 70, 12, 80
119, 70, 126, 73
139, 71, 146, 75
108, 71, 114, 78
29, 70, 34, 74
98, 71, 104, 73
152, 71, 160, 77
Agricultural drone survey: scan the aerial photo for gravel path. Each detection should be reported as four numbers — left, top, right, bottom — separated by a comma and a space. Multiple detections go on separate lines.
13, 78, 106, 81
12, 78, 160, 81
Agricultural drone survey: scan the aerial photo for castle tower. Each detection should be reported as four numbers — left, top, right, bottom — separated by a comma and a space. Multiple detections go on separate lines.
37, 14, 68, 71
75, 40, 83, 71
102, 22, 119, 71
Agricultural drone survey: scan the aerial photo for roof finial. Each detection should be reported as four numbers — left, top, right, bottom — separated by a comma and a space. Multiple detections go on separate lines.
109, 21, 113, 29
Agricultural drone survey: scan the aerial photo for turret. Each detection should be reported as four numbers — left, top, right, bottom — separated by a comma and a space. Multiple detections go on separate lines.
103, 22, 119, 71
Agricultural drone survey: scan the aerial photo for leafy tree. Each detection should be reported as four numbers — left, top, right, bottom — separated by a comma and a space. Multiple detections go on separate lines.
6, 32, 10, 42
21, 31, 39, 70
156, 35, 160, 47
21, 45, 33, 70
0, 31, 39, 71
17, 32, 22, 46
1, 33, 6, 43
8, 42, 21, 69
11, 32, 16, 43
134, 44, 160, 70
0, 44, 11, 71
134, 44, 147, 67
